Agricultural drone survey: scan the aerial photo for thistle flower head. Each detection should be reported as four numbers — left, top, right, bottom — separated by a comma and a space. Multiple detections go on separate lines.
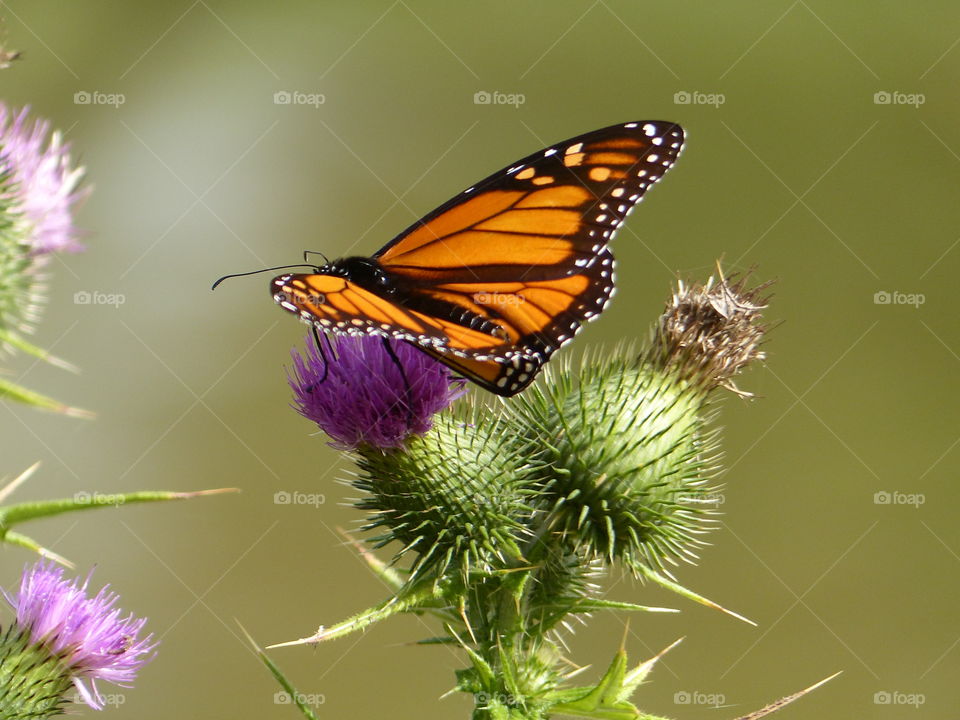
0, 104, 86, 347
0, 103, 86, 255
500, 267, 770, 599
647, 267, 770, 396
1, 561, 154, 713
288, 334, 464, 450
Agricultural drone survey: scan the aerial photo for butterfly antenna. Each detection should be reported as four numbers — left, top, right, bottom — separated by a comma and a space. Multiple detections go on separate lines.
303, 250, 330, 265
380, 337, 414, 423
211, 263, 321, 291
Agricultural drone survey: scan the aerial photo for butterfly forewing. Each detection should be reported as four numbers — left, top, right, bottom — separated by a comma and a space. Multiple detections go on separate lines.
376, 121, 684, 271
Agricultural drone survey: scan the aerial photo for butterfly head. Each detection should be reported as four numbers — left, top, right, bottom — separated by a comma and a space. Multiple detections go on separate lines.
270, 256, 397, 314
324, 256, 395, 292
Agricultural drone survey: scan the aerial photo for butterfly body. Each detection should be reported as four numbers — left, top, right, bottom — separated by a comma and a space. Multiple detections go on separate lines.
272, 121, 685, 396
320, 256, 395, 292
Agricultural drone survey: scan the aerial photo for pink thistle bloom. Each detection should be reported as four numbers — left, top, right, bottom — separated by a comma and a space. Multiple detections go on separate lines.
288, 334, 465, 450
5, 561, 155, 710
0, 104, 87, 254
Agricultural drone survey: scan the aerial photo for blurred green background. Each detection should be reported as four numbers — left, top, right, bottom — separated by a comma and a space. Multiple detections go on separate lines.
1, 1, 958, 718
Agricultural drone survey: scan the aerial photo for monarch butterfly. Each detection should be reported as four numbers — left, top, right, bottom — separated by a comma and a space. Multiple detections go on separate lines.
271, 121, 684, 396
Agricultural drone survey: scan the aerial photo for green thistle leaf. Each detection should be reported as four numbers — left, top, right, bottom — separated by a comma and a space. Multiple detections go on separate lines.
0, 467, 236, 565
238, 624, 321, 720
0, 376, 92, 418
0, 328, 78, 372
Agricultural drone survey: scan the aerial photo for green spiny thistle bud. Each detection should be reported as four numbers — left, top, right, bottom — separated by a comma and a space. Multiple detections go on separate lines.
351, 404, 535, 578
506, 354, 718, 574
457, 636, 563, 720
504, 270, 768, 578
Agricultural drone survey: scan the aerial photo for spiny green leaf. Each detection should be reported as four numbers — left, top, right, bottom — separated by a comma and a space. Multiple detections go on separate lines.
548, 648, 640, 720
269, 578, 442, 649
731, 672, 842, 719
238, 623, 320, 720
0, 488, 234, 527
563, 598, 679, 615
637, 564, 755, 626
619, 639, 684, 704
0, 377, 92, 418
1, 529, 72, 567
0, 328, 78, 372
0, 487, 236, 565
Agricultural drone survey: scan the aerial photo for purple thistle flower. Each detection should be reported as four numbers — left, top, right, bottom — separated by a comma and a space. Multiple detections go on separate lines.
0, 103, 87, 255
288, 334, 465, 450
4, 561, 155, 710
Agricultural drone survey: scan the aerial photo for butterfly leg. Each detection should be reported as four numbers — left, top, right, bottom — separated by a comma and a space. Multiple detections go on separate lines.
303, 325, 330, 393
380, 337, 414, 423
